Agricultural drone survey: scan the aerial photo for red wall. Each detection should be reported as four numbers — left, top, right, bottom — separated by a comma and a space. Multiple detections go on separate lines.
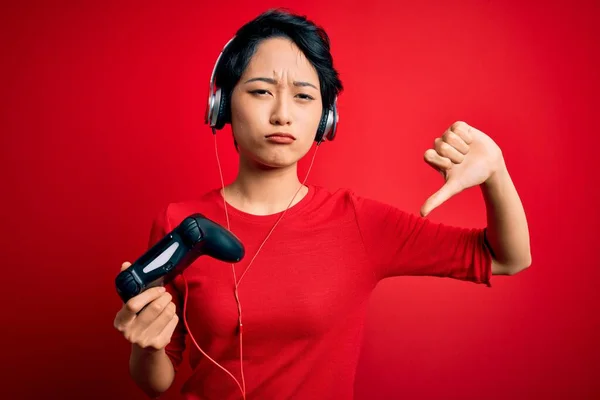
2, 0, 598, 399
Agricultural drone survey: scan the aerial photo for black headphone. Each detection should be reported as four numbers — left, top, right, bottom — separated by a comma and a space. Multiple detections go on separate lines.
204, 37, 339, 144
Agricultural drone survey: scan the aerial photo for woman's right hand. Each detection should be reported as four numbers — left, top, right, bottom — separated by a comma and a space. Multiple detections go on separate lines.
113, 262, 179, 352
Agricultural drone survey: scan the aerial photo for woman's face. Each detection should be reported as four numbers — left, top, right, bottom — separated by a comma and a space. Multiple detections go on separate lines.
230, 37, 323, 168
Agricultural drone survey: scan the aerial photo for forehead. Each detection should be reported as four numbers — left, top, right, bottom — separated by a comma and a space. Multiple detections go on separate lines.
242, 37, 319, 81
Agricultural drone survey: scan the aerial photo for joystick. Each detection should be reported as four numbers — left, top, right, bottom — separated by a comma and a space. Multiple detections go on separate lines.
116, 213, 244, 302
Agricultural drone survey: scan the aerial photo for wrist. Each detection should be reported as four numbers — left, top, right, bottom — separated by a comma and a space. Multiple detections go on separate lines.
483, 158, 508, 190
132, 343, 166, 358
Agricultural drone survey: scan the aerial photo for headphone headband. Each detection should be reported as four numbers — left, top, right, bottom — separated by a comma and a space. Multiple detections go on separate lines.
208, 37, 235, 101
205, 36, 339, 143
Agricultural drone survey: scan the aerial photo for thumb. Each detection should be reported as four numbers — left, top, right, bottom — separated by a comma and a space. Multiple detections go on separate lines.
120, 261, 132, 272
420, 181, 461, 217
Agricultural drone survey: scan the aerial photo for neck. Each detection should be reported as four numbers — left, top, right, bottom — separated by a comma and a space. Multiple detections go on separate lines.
223, 155, 308, 216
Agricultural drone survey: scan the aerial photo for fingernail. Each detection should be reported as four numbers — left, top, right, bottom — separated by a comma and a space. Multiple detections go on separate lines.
159, 287, 166, 292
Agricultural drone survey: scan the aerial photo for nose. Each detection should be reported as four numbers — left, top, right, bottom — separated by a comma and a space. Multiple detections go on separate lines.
269, 96, 292, 126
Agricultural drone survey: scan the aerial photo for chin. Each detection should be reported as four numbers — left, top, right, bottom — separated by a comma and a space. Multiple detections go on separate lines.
258, 155, 299, 169
244, 148, 303, 170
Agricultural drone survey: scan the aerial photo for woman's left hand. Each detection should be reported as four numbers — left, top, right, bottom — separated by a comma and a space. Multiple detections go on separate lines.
420, 121, 505, 217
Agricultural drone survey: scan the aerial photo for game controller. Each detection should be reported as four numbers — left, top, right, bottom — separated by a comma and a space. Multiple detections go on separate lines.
116, 213, 244, 303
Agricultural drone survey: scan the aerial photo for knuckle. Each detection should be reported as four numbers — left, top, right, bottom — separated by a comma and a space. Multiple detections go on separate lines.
124, 300, 139, 314
138, 337, 149, 348
446, 131, 459, 143
114, 321, 124, 332
165, 303, 176, 317
439, 142, 451, 154
149, 300, 164, 313
123, 330, 135, 343
451, 121, 466, 131
148, 340, 163, 351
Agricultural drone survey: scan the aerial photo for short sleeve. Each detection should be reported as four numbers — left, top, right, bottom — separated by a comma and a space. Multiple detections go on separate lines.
147, 204, 188, 372
350, 193, 492, 287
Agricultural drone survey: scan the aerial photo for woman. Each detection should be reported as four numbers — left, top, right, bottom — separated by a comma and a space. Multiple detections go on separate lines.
113, 9, 531, 400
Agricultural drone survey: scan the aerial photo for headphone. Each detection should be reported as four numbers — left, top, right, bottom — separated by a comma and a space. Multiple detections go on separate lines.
204, 37, 339, 144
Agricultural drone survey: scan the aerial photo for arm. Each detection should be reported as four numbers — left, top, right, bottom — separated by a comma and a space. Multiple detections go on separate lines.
420, 121, 532, 277
130, 345, 175, 398
481, 161, 532, 275
352, 194, 493, 285
127, 204, 186, 397
113, 279, 181, 398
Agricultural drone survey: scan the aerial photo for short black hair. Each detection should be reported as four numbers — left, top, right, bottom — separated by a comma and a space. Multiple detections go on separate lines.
215, 8, 344, 124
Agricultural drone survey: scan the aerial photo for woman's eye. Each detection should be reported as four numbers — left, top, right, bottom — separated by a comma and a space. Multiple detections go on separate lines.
249, 89, 270, 96
296, 93, 315, 100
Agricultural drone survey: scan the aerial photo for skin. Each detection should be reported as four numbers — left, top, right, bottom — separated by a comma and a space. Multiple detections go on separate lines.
223, 37, 324, 216
225, 38, 532, 274
112, 37, 325, 397
420, 121, 532, 274
113, 35, 532, 398
113, 262, 177, 398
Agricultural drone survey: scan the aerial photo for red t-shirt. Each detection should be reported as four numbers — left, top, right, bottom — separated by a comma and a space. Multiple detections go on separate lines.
147, 184, 492, 399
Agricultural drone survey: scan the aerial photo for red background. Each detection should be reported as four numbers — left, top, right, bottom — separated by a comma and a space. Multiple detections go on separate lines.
2, 0, 598, 399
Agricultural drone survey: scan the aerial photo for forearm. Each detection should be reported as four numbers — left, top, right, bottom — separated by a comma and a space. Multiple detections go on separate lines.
129, 344, 175, 398
481, 160, 532, 274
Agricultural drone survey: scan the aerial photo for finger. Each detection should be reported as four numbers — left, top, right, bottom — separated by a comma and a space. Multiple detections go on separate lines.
159, 312, 180, 341
141, 302, 177, 342
420, 181, 462, 217
435, 138, 465, 164
120, 262, 132, 272
424, 149, 452, 174
450, 121, 474, 144
134, 292, 173, 329
157, 312, 180, 344
145, 311, 180, 350
442, 130, 469, 155
115, 286, 167, 326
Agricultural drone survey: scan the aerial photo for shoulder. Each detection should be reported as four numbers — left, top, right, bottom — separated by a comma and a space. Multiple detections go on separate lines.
308, 184, 360, 211
151, 188, 222, 230
309, 185, 407, 219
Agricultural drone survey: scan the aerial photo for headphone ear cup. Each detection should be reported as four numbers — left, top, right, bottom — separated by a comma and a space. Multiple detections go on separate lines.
328, 103, 338, 141
214, 89, 228, 130
315, 108, 330, 143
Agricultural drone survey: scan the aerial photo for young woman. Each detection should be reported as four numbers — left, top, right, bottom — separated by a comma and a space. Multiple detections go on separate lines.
113, 9, 531, 400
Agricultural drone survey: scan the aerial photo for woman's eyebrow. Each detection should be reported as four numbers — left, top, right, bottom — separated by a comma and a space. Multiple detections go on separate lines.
244, 77, 318, 90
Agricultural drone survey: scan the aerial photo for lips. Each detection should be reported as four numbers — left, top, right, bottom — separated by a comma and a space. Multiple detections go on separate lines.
265, 133, 296, 140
